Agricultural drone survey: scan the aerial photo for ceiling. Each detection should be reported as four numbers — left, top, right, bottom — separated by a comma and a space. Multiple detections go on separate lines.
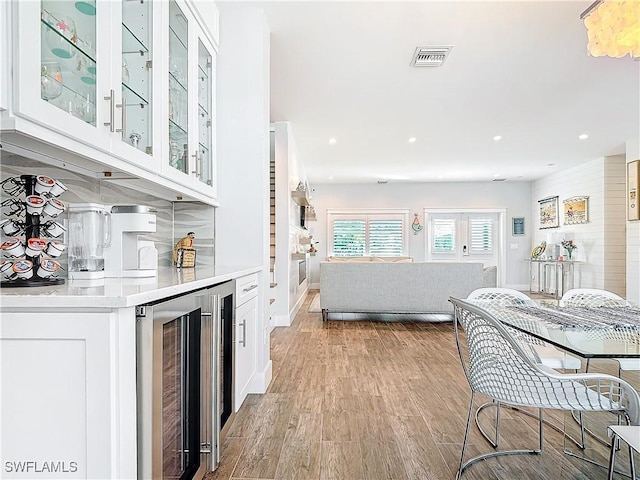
219, 1, 640, 184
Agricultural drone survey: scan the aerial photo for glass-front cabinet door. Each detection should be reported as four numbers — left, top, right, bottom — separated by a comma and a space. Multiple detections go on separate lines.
163, 0, 217, 197
168, 0, 189, 177
113, 0, 155, 159
195, 37, 215, 194
40, 1, 97, 125
13, 0, 110, 151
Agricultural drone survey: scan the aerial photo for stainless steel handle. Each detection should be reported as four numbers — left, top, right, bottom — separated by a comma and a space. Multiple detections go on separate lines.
239, 319, 246, 347
104, 89, 115, 132
242, 284, 258, 293
200, 441, 211, 454
191, 150, 201, 177
116, 99, 126, 137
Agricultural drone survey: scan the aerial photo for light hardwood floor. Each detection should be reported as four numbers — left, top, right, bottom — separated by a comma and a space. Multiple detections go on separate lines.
204, 292, 635, 480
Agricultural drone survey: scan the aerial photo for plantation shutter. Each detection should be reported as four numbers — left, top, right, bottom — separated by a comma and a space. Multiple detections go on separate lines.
369, 219, 404, 256
432, 218, 455, 252
332, 219, 366, 256
469, 217, 493, 253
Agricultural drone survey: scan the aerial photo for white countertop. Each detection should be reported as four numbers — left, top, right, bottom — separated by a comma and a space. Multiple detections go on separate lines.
0, 265, 261, 309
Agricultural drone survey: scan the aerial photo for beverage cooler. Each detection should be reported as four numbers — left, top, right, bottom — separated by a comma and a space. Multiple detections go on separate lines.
136, 281, 235, 480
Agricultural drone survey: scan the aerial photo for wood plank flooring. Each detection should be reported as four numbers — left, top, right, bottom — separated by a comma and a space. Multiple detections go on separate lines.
204, 292, 637, 480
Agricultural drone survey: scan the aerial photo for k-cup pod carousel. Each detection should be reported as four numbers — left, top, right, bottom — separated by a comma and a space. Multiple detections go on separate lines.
0, 174, 67, 287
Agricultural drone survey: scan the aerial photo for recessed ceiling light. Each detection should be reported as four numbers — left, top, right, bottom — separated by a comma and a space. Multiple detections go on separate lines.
437, 175, 444, 179
493, 135, 502, 141
578, 134, 589, 140
328, 138, 337, 145
408, 137, 417, 143
493, 173, 501, 177
328, 176, 334, 180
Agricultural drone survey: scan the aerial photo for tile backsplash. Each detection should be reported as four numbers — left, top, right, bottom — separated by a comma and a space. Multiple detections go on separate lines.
1, 153, 215, 276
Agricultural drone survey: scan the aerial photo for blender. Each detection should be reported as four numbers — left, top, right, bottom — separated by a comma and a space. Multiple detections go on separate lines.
67, 203, 111, 280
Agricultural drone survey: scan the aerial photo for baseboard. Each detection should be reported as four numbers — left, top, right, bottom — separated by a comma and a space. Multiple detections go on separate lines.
271, 313, 291, 327
505, 283, 530, 291
249, 360, 273, 394
309, 282, 320, 290
289, 286, 308, 320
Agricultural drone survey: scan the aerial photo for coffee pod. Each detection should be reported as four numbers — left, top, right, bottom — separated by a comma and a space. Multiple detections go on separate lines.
25, 238, 47, 257
1, 260, 14, 278
45, 240, 66, 257
42, 221, 66, 238
37, 258, 62, 278
35, 175, 56, 195
43, 198, 65, 217
49, 179, 68, 197
25, 195, 46, 215
12, 259, 33, 279
0, 218, 22, 236
1, 238, 26, 257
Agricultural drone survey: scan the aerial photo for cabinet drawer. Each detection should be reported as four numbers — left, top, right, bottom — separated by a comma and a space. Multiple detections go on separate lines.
236, 273, 259, 306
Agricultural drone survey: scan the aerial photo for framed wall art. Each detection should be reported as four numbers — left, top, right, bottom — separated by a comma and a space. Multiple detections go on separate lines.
563, 196, 589, 225
628, 160, 639, 221
512, 217, 525, 236
538, 196, 559, 229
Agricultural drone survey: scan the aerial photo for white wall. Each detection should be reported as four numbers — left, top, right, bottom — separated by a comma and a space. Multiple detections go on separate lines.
532, 156, 627, 297
272, 122, 309, 326
627, 136, 640, 303
216, 6, 271, 390
307, 181, 532, 289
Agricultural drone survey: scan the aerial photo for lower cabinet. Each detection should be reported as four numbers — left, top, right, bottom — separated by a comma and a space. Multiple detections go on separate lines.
235, 274, 258, 411
0, 309, 137, 479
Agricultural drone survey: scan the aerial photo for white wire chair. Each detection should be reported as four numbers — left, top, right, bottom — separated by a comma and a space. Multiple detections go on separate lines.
465, 288, 585, 448
467, 288, 582, 369
450, 296, 640, 480
560, 289, 640, 373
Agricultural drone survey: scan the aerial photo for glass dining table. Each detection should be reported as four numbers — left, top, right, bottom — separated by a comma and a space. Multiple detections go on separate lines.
472, 300, 640, 475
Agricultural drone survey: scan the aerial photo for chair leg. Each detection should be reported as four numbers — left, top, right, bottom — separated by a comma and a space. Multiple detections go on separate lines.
538, 408, 544, 453
608, 435, 618, 480
457, 392, 476, 480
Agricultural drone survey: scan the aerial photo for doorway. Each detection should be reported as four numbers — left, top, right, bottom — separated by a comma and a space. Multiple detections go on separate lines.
424, 209, 506, 286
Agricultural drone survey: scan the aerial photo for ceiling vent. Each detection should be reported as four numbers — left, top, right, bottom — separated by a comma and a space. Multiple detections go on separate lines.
411, 46, 453, 67
493, 178, 507, 182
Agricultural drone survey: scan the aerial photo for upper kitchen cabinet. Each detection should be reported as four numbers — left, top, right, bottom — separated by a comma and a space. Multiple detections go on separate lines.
163, 0, 217, 198
2, 0, 219, 204
12, 0, 161, 172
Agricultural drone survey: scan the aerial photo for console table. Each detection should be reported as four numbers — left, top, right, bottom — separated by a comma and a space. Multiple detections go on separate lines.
527, 259, 580, 299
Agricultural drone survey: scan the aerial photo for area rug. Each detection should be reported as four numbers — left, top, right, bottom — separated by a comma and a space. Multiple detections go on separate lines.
308, 292, 321, 313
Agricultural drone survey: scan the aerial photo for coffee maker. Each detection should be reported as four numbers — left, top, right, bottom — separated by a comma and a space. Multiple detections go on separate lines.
103, 205, 157, 278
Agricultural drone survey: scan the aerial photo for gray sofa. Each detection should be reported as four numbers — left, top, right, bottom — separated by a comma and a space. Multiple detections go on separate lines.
320, 261, 497, 320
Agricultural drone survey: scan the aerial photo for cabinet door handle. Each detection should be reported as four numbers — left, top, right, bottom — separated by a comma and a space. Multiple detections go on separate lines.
242, 284, 258, 293
191, 150, 202, 177
239, 319, 246, 347
116, 99, 126, 138
104, 89, 115, 132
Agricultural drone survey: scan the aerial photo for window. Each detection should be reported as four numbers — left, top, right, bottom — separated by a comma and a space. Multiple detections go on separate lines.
432, 218, 455, 252
328, 210, 409, 257
469, 217, 493, 253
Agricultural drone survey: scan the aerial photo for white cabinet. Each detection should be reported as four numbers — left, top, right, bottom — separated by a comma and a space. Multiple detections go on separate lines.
5, 0, 218, 203
0, 309, 137, 479
235, 272, 259, 410
163, 0, 217, 198
13, 0, 161, 171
